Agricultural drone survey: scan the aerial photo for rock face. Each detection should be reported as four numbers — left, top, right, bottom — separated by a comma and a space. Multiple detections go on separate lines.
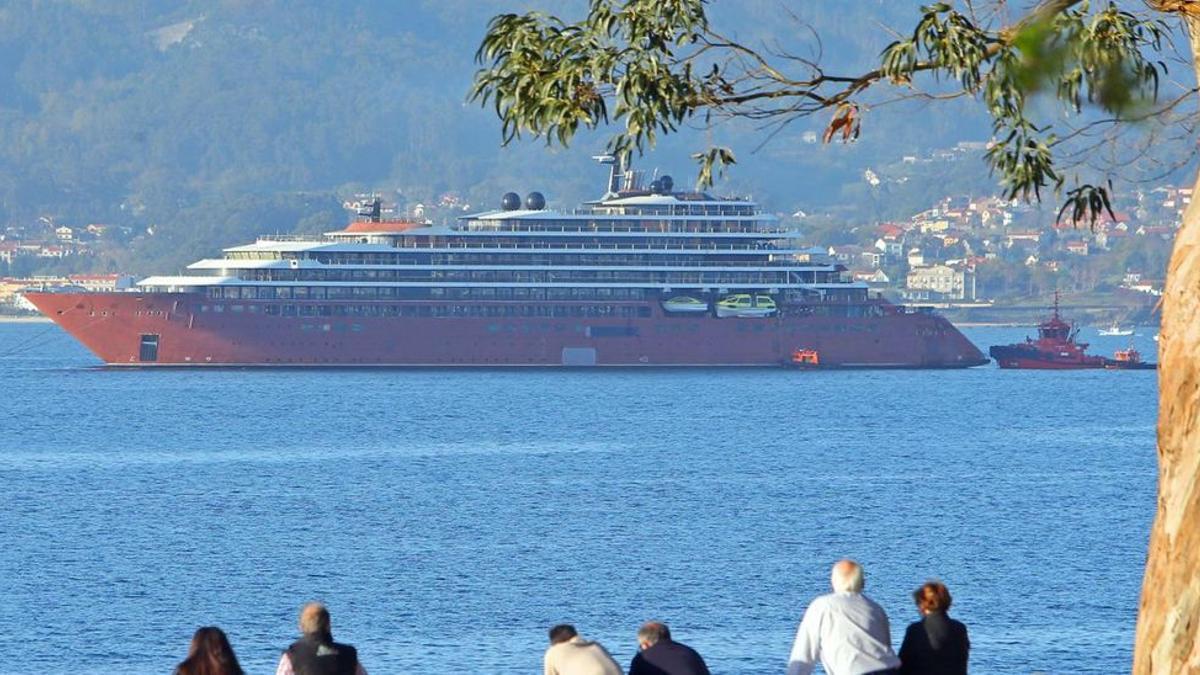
1134, 14, 1200, 661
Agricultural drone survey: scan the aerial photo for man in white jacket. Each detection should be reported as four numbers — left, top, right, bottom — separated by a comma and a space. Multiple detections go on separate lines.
786, 560, 901, 675
544, 624, 623, 675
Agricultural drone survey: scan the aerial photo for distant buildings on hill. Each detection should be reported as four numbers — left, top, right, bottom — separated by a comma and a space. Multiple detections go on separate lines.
798, 178, 1181, 303
1, 274, 136, 313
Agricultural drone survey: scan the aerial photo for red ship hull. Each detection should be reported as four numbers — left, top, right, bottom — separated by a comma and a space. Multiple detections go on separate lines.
25, 292, 987, 368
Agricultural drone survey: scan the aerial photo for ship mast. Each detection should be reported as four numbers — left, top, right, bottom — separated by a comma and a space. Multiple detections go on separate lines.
593, 154, 624, 198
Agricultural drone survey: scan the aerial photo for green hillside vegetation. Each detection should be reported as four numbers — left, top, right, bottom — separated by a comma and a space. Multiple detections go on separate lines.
0, 1, 1183, 276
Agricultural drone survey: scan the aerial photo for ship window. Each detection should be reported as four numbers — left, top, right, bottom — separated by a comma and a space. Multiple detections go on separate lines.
265, 304, 280, 316
138, 334, 159, 362
231, 305, 244, 313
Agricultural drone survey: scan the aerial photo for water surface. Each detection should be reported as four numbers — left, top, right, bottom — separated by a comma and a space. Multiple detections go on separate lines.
0, 323, 1158, 673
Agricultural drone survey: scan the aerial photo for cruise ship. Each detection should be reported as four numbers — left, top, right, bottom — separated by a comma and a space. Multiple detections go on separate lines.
23, 156, 987, 367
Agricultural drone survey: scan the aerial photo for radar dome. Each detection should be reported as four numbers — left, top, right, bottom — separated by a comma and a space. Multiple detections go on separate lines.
659, 175, 674, 192
501, 192, 521, 210
525, 191, 546, 210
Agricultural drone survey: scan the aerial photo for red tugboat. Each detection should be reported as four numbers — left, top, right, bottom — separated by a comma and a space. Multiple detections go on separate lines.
989, 295, 1156, 369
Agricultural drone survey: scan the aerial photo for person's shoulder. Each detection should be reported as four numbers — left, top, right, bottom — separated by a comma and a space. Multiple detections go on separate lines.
808, 592, 839, 608
860, 593, 890, 613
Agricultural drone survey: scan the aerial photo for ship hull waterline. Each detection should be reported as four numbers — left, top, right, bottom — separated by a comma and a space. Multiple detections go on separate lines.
26, 292, 989, 369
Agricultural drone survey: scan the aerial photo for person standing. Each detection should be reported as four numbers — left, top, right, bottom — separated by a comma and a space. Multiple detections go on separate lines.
543, 624, 623, 675
786, 559, 901, 675
275, 602, 367, 675
898, 581, 969, 675
174, 626, 245, 675
629, 621, 710, 675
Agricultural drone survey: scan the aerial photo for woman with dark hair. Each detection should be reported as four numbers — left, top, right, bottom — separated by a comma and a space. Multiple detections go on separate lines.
898, 581, 970, 675
175, 626, 245, 675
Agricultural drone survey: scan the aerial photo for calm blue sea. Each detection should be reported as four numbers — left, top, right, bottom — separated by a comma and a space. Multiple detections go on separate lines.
0, 322, 1158, 674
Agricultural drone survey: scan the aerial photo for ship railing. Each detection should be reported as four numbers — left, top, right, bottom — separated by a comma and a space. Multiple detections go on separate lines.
390, 241, 791, 252
565, 206, 761, 217
462, 222, 793, 235
256, 234, 330, 242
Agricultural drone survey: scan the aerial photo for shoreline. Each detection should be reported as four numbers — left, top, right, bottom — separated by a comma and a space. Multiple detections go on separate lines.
0, 315, 52, 323
953, 322, 1033, 328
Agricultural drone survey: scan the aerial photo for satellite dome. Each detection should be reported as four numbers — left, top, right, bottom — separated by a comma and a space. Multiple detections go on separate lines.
659, 175, 674, 192
501, 192, 521, 210
525, 191, 546, 210
648, 179, 663, 194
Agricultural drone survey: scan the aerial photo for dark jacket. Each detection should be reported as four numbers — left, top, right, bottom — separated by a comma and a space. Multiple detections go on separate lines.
286, 632, 359, 675
898, 611, 969, 675
629, 639, 710, 675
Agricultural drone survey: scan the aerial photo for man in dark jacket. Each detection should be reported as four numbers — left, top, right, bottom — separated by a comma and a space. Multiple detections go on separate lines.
629, 621, 710, 675
275, 602, 367, 675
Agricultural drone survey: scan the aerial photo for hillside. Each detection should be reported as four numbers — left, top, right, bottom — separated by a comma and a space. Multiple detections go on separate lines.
0, 1, 1190, 275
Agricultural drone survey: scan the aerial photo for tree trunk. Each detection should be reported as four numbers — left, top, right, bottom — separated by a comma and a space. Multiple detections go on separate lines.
1133, 15, 1200, 673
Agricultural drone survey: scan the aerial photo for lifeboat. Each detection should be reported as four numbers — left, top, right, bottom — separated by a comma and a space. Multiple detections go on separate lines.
790, 348, 821, 368
716, 294, 776, 318
661, 296, 709, 314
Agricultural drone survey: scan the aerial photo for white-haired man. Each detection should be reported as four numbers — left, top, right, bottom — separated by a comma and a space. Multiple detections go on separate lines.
276, 602, 367, 675
785, 559, 900, 675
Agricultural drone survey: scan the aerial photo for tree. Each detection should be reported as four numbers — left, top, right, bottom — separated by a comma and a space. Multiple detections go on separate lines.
472, 1, 1200, 671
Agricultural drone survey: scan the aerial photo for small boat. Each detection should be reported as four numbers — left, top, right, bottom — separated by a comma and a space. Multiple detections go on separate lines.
1098, 321, 1134, 336
661, 296, 709, 314
716, 294, 776, 318
790, 348, 821, 368
1106, 347, 1156, 370
1153, 333, 1161, 342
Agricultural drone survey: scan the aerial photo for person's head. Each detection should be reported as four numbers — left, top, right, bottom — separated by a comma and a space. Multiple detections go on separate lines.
299, 602, 332, 639
175, 626, 244, 675
637, 621, 671, 650
830, 559, 865, 593
548, 624, 578, 645
912, 581, 953, 615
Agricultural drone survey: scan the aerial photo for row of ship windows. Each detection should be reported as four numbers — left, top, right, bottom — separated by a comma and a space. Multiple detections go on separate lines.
198, 303, 654, 319
226, 241, 786, 262
232, 270, 810, 284
465, 217, 761, 229
204, 286, 652, 300
230, 254, 801, 267
184, 302, 895, 323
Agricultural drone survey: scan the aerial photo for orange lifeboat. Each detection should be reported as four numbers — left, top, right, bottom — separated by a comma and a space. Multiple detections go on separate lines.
791, 348, 821, 368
